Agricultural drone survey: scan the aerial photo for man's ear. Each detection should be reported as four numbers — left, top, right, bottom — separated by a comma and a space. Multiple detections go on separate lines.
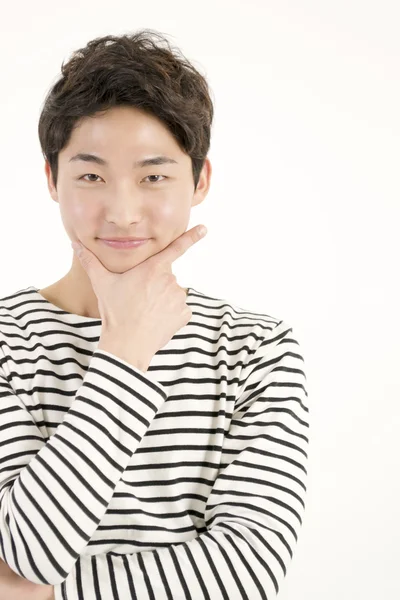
44, 160, 59, 204
192, 157, 212, 207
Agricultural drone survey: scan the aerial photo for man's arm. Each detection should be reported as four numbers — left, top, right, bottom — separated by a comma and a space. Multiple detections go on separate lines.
0, 349, 167, 585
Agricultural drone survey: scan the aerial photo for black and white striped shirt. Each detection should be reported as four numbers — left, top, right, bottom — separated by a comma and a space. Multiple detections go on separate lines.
0, 285, 309, 599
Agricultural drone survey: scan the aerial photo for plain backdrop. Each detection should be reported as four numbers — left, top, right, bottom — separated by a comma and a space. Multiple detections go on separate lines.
0, 1, 399, 598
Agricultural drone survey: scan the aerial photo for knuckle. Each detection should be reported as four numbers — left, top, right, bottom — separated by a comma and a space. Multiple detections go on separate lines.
159, 271, 175, 287
167, 272, 176, 284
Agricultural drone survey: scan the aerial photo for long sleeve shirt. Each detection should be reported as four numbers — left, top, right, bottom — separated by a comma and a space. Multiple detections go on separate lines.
0, 284, 309, 599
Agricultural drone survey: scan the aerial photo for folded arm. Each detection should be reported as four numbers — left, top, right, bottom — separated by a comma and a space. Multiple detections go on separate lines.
56, 321, 310, 600
0, 349, 167, 585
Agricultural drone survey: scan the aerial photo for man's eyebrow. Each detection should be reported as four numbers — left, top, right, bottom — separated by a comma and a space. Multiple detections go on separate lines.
68, 153, 179, 168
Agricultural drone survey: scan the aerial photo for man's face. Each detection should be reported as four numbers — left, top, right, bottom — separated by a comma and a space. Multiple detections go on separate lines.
45, 105, 210, 274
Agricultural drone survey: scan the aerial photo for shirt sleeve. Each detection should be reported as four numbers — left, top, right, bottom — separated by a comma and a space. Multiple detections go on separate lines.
55, 320, 310, 600
0, 348, 168, 585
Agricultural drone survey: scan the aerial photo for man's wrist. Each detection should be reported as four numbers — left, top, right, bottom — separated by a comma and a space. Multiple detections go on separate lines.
97, 337, 151, 372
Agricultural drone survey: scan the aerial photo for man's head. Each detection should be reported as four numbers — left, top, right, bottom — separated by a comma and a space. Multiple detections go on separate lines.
39, 29, 213, 274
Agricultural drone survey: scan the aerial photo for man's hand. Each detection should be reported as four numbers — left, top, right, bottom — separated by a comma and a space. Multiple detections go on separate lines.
0, 558, 55, 599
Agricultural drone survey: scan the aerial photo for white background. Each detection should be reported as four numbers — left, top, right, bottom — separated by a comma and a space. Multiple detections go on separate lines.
0, 1, 399, 598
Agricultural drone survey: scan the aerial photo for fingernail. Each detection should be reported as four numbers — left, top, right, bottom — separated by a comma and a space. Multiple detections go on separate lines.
71, 242, 82, 256
198, 226, 207, 237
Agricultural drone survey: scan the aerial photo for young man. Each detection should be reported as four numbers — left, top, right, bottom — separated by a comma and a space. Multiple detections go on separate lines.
0, 29, 309, 600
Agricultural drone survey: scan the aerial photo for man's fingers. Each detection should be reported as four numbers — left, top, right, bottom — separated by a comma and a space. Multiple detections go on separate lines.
154, 226, 207, 267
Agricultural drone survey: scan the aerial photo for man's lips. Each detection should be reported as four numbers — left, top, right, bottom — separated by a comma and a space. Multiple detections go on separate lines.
99, 237, 149, 242
98, 238, 150, 249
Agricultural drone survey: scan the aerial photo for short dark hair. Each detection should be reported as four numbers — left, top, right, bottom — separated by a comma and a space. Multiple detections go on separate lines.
38, 29, 214, 190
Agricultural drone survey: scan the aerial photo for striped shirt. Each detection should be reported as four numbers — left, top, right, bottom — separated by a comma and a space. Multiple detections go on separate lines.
0, 285, 309, 600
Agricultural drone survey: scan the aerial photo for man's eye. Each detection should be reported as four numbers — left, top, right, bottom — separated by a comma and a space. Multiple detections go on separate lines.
80, 174, 103, 182
144, 175, 166, 183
